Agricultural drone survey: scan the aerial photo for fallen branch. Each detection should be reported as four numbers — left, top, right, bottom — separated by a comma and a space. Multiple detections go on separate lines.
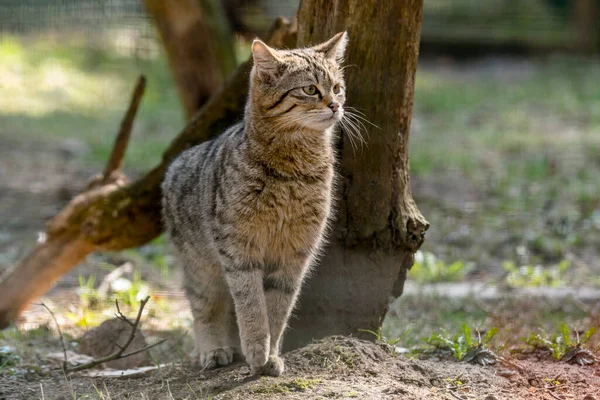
0, 17, 297, 329
65, 296, 166, 374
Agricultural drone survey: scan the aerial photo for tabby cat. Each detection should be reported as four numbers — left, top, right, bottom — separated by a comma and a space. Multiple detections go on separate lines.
161, 32, 348, 377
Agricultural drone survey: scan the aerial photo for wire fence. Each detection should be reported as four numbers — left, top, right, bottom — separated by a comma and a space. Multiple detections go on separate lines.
0, 0, 592, 50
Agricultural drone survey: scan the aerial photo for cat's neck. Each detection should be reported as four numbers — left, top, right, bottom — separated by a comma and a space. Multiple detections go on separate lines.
243, 111, 335, 179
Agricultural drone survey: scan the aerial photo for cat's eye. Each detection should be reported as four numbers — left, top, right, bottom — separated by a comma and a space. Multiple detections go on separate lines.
303, 85, 318, 95
333, 84, 341, 94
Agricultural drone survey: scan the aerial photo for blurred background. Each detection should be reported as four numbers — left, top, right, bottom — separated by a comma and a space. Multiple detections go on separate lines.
0, 0, 599, 362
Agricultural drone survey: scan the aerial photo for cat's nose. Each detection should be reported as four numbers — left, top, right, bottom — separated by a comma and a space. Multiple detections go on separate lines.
329, 102, 340, 113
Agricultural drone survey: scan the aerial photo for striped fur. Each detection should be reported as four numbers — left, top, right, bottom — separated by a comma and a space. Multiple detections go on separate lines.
161, 32, 348, 376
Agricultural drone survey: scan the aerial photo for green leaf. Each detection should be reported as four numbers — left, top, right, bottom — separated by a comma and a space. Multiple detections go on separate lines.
582, 327, 597, 344
358, 329, 382, 341
484, 327, 499, 344
462, 324, 473, 347
557, 259, 570, 273
560, 323, 571, 347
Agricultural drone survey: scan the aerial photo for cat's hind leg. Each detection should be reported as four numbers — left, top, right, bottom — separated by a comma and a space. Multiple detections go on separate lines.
182, 254, 238, 369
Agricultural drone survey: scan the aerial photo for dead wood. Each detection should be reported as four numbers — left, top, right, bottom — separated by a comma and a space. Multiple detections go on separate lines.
65, 296, 165, 373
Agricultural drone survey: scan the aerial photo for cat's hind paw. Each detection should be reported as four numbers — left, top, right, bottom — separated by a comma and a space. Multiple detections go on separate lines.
194, 347, 235, 370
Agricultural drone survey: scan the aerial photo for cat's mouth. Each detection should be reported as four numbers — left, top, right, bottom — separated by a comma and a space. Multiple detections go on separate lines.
298, 109, 343, 131
314, 110, 343, 123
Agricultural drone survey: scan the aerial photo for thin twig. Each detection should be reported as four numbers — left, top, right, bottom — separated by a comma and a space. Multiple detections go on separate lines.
449, 391, 467, 400
167, 379, 175, 400
546, 390, 563, 400
120, 339, 167, 359
101, 75, 146, 183
115, 299, 134, 327
65, 296, 162, 373
38, 303, 68, 371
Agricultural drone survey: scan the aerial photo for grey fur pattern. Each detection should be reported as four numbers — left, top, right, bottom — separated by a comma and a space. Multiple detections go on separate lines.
161, 32, 348, 376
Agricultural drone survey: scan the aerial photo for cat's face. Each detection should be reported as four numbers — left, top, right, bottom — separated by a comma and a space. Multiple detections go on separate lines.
250, 32, 348, 132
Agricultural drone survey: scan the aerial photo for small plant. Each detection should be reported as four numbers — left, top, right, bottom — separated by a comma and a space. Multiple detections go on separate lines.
77, 274, 99, 308
422, 324, 498, 365
522, 324, 598, 365
0, 346, 21, 371
503, 259, 570, 288
359, 325, 411, 354
409, 251, 474, 283
111, 269, 151, 308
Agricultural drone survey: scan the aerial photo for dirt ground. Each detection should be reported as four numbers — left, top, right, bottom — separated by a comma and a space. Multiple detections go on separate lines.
0, 336, 598, 400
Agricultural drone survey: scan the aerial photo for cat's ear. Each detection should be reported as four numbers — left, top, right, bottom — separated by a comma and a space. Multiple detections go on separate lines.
313, 31, 348, 63
252, 40, 283, 76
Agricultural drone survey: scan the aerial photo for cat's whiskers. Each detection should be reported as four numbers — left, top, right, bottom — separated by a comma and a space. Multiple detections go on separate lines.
339, 113, 366, 151
343, 113, 368, 144
344, 107, 380, 129
338, 117, 358, 149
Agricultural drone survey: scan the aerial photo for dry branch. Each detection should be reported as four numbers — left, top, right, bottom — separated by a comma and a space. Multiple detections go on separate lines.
65, 296, 165, 373
0, 18, 297, 329
100, 75, 146, 186
115, 299, 135, 327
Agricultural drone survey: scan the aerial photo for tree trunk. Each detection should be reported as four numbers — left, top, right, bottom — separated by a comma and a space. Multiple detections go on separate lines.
284, 0, 428, 350
144, 0, 237, 120
574, 0, 600, 54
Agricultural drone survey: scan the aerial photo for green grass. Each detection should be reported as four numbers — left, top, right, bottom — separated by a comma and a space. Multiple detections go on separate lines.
382, 292, 595, 355
409, 251, 474, 283
411, 57, 600, 280
421, 324, 499, 362
521, 323, 598, 361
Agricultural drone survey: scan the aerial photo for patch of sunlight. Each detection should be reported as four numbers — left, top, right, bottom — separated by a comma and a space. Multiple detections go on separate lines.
40, 60, 70, 90
0, 39, 129, 117
111, 27, 161, 59
0, 37, 24, 61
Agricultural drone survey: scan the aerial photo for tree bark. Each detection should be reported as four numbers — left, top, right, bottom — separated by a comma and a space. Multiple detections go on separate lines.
143, 0, 237, 120
574, 0, 600, 54
284, 0, 428, 350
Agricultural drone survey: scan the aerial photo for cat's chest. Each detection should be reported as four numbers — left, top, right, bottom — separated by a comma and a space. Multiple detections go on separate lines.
255, 178, 331, 227
233, 176, 333, 257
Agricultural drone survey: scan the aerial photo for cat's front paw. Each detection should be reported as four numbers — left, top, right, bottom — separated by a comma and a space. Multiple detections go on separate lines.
245, 342, 269, 373
193, 347, 235, 369
253, 355, 285, 377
